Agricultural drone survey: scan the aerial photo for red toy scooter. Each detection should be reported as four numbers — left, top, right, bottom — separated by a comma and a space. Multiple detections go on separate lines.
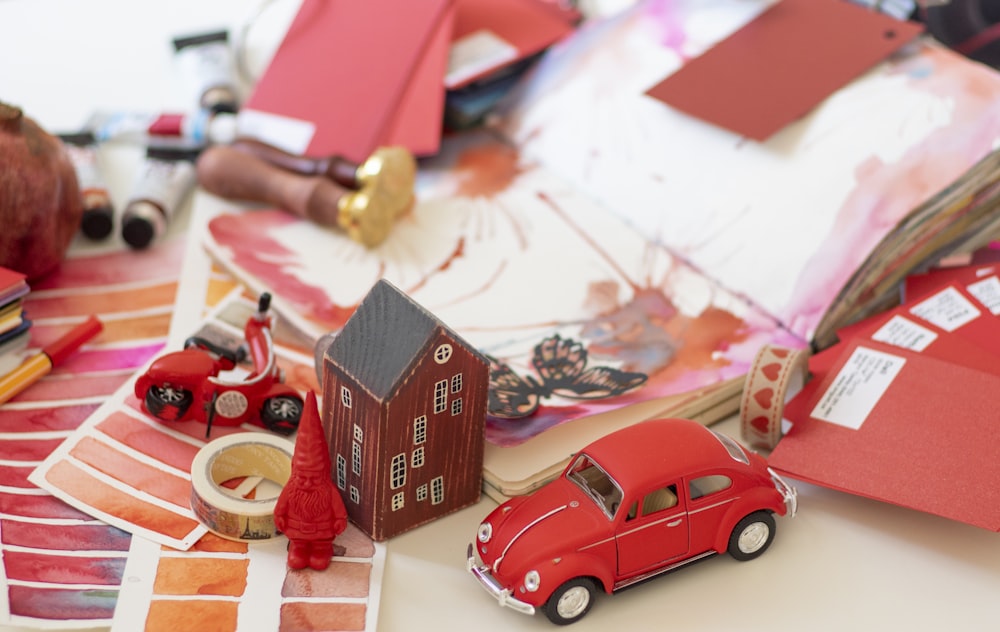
135, 293, 302, 436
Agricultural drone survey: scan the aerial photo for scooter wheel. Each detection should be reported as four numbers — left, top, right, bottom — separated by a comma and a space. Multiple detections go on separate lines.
260, 395, 303, 435
145, 384, 193, 421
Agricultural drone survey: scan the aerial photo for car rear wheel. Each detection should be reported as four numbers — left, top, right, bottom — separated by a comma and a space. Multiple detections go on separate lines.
144, 384, 193, 421
543, 578, 596, 625
260, 395, 303, 435
728, 511, 776, 561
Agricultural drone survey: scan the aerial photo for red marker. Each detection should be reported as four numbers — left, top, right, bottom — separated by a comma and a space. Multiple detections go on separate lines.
0, 316, 103, 405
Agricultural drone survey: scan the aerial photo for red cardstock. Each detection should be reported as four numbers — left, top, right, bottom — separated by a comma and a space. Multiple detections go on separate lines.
447, 0, 578, 89
771, 336, 1000, 531
644, 0, 925, 140
903, 263, 1000, 302
243, 0, 454, 162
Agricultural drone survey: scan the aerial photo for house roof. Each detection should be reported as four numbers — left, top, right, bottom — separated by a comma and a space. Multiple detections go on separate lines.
324, 279, 486, 400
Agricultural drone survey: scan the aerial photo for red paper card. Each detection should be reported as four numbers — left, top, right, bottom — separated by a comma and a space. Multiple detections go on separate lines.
903, 264, 1000, 304
446, 0, 578, 89
645, 0, 925, 140
242, 0, 454, 162
771, 337, 1000, 531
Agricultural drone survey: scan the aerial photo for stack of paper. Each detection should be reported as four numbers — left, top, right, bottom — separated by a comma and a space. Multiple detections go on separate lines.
239, 0, 579, 161
0, 266, 31, 376
769, 260, 1000, 531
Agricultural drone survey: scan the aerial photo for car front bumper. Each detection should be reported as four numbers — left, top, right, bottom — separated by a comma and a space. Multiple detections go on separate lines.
466, 544, 535, 616
768, 467, 797, 517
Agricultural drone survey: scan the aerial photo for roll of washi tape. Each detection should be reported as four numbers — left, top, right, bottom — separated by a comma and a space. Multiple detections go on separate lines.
189, 432, 295, 541
740, 344, 810, 450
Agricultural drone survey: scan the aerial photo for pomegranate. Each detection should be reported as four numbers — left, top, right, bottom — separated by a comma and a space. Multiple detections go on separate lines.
0, 101, 82, 280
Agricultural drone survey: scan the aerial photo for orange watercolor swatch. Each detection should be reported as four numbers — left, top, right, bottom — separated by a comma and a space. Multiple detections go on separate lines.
24, 282, 178, 319
43, 460, 197, 541
68, 436, 191, 507
96, 412, 201, 472
145, 599, 238, 632
152, 557, 249, 596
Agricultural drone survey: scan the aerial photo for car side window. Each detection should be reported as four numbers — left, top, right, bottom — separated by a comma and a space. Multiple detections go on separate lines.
689, 474, 732, 500
626, 484, 678, 521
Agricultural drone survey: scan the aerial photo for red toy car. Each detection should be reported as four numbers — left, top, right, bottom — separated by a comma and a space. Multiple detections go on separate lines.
467, 417, 797, 625
135, 293, 303, 436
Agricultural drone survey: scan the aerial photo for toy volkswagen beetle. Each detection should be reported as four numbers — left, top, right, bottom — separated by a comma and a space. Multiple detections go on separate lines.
467, 417, 796, 625
134, 293, 303, 436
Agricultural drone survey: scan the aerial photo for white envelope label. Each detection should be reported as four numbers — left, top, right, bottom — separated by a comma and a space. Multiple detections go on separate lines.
909, 286, 980, 332
966, 276, 1000, 315
811, 346, 905, 430
870, 315, 937, 351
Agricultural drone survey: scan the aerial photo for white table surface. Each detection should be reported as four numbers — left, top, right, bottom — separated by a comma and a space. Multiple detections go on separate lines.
2, 2, 998, 631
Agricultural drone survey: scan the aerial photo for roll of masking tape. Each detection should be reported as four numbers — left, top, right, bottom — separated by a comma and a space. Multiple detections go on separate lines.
739, 345, 810, 450
189, 432, 295, 541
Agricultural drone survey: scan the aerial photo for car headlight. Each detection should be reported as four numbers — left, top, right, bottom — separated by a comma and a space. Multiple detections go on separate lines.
524, 570, 541, 592
477, 522, 493, 543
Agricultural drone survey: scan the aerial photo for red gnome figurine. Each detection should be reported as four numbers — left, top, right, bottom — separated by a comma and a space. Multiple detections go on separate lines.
274, 390, 348, 570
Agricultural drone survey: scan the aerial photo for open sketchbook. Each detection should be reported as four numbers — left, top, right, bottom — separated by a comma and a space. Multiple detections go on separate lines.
204, 0, 1000, 499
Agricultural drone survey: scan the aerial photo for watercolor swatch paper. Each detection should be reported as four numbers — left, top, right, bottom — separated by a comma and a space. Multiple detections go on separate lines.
0, 239, 187, 629
29, 292, 321, 551
112, 525, 384, 632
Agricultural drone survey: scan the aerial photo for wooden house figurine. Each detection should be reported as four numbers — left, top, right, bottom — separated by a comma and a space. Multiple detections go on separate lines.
320, 279, 488, 541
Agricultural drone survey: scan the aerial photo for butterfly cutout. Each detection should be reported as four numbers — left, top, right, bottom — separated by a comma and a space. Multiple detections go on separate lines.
486, 334, 648, 419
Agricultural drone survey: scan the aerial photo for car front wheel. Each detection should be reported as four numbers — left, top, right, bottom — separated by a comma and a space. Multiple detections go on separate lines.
543, 578, 596, 625
728, 511, 776, 561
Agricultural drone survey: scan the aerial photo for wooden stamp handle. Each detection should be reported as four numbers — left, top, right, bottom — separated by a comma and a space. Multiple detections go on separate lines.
196, 144, 347, 227
229, 138, 360, 188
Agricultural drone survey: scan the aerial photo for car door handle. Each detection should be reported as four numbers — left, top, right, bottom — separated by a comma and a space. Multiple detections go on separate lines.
667, 519, 682, 527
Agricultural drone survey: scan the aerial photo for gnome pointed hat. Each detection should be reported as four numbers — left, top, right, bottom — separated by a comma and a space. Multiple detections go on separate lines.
291, 390, 332, 473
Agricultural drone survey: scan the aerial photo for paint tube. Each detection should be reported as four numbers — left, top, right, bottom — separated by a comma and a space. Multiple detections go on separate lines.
58, 132, 116, 240
85, 109, 238, 145
120, 146, 199, 250
172, 30, 240, 114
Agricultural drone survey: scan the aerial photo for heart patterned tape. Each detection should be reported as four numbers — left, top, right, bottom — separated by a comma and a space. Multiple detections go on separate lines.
739, 345, 810, 450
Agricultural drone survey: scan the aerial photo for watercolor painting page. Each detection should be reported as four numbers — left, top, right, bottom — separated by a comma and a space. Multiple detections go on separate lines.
0, 238, 188, 629
28, 292, 321, 550
496, 0, 1000, 343
204, 131, 804, 448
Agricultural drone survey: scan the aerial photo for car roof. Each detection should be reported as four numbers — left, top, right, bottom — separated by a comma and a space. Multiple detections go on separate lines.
579, 418, 737, 491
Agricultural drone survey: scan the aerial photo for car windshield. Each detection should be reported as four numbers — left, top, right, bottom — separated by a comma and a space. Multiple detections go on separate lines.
566, 454, 623, 519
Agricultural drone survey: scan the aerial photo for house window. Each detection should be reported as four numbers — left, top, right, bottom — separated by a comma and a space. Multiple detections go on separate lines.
431, 476, 444, 505
350, 486, 360, 504
352, 442, 362, 476
414, 415, 427, 444
451, 373, 462, 393
416, 484, 428, 502
434, 343, 453, 364
451, 398, 463, 416
336, 454, 346, 490
353, 424, 363, 444
392, 492, 405, 512
412, 447, 425, 468
434, 380, 447, 413
341, 386, 352, 408
390, 453, 407, 489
